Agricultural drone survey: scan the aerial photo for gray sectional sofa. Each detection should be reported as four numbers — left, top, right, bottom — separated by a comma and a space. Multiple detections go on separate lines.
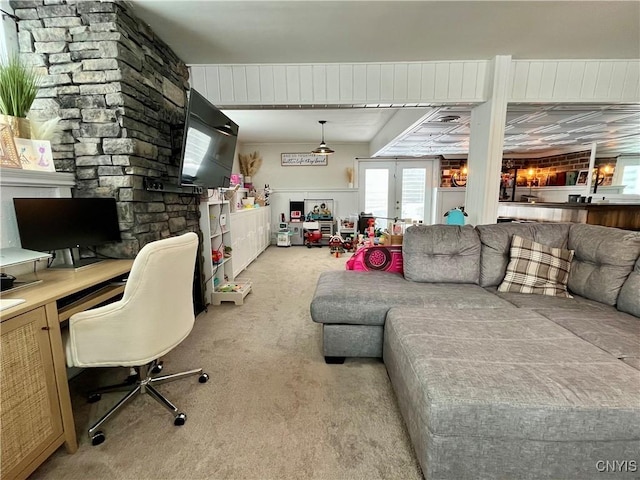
311, 222, 640, 479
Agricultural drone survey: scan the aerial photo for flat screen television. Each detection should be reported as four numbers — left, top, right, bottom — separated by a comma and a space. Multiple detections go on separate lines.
13, 198, 122, 263
178, 89, 238, 189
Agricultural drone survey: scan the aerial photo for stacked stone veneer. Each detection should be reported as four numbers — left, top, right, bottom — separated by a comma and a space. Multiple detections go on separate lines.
12, 0, 199, 258
440, 152, 617, 187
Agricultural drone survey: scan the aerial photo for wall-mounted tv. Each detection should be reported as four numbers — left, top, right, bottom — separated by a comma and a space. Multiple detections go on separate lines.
178, 89, 238, 189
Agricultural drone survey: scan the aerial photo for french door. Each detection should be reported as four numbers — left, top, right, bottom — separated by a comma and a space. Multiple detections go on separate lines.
358, 160, 438, 227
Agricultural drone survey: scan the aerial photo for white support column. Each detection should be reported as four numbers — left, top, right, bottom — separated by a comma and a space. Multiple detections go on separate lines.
464, 55, 512, 226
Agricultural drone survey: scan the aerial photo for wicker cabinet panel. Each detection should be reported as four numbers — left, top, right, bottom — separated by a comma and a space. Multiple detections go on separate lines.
1, 307, 63, 480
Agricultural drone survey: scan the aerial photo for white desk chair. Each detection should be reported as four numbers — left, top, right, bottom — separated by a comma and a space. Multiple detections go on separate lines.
64, 232, 208, 445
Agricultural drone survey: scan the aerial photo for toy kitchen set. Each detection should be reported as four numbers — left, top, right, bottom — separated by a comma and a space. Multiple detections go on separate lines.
278, 199, 336, 247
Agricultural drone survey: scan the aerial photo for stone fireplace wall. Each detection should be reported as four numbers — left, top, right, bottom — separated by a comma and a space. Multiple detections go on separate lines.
11, 0, 199, 258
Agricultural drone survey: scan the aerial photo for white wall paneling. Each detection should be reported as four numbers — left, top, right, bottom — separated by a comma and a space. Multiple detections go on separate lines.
509, 60, 640, 102
190, 61, 489, 107
191, 59, 638, 107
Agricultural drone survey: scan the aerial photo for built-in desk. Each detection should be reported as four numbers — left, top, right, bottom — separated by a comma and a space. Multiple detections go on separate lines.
0, 259, 133, 480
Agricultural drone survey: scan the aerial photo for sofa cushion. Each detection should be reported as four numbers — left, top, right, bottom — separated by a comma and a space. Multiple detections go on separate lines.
476, 223, 571, 287
488, 286, 614, 312
538, 309, 640, 360
383, 307, 640, 442
310, 270, 513, 326
621, 357, 640, 370
403, 225, 480, 283
567, 224, 640, 306
498, 235, 574, 297
618, 257, 640, 317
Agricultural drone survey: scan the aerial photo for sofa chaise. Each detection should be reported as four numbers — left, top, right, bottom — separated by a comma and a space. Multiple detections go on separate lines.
310, 222, 640, 479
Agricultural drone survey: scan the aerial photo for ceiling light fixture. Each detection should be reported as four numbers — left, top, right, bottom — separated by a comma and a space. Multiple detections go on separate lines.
312, 120, 334, 155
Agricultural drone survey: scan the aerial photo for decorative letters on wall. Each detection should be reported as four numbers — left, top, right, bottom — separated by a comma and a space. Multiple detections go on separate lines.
281, 153, 328, 166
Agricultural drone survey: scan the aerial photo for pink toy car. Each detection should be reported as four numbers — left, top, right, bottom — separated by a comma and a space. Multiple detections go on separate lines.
346, 245, 403, 273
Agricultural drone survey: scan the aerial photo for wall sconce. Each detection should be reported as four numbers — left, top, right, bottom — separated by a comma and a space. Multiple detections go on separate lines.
593, 164, 612, 194
451, 164, 467, 187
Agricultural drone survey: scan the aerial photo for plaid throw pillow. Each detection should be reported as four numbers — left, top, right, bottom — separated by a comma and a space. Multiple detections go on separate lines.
498, 235, 574, 297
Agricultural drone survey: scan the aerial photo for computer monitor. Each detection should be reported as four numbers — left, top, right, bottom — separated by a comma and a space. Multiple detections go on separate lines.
13, 197, 122, 266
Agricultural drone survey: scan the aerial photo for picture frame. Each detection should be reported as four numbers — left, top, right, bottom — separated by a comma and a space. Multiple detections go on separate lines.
13, 138, 56, 172
565, 171, 578, 186
576, 169, 590, 186
0, 124, 22, 169
281, 153, 328, 166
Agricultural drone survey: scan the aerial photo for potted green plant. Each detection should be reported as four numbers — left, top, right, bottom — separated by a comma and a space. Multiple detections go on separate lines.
0, 55, 40, 139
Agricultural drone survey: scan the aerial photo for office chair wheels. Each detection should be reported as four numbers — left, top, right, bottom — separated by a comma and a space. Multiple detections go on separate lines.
151, 361, 163, 374
174, 413, 187, 426
91, 431, 106, 446
199, 373, 209, 383
88, 393, 101, 403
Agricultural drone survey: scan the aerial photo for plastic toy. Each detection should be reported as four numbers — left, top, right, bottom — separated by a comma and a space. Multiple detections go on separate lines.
304, 229, 322, 247
328, 235, 345, 257
346, 245, 403, 273
307, 201, 333, 221
444, 206, 468, 225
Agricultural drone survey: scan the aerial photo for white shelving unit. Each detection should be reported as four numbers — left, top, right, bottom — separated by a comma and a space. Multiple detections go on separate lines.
199, 199, 271, 306
200, 199, 232, 304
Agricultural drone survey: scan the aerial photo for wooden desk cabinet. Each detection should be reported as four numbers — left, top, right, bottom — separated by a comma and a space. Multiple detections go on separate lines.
1, 307, 64, 480
0, 260, 133, 480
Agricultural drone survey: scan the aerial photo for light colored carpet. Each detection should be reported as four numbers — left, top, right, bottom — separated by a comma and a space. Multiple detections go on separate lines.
31, 246, 422, 480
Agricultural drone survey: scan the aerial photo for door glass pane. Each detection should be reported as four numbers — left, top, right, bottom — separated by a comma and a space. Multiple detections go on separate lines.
401, 168, 426, 222
364, 169, 389, 219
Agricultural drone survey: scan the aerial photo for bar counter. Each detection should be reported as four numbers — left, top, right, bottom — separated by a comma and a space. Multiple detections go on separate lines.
497, 202, 640, 231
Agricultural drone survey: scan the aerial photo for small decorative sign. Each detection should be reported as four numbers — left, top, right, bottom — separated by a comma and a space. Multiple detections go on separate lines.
13, 138, 55, 172
281, 153, 328, 166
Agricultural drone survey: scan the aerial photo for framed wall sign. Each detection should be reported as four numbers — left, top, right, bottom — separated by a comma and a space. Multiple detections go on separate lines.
281, 153, 328, 166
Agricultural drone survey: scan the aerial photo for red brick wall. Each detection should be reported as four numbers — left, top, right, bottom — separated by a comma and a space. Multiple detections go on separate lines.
440, 151, 617, 187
